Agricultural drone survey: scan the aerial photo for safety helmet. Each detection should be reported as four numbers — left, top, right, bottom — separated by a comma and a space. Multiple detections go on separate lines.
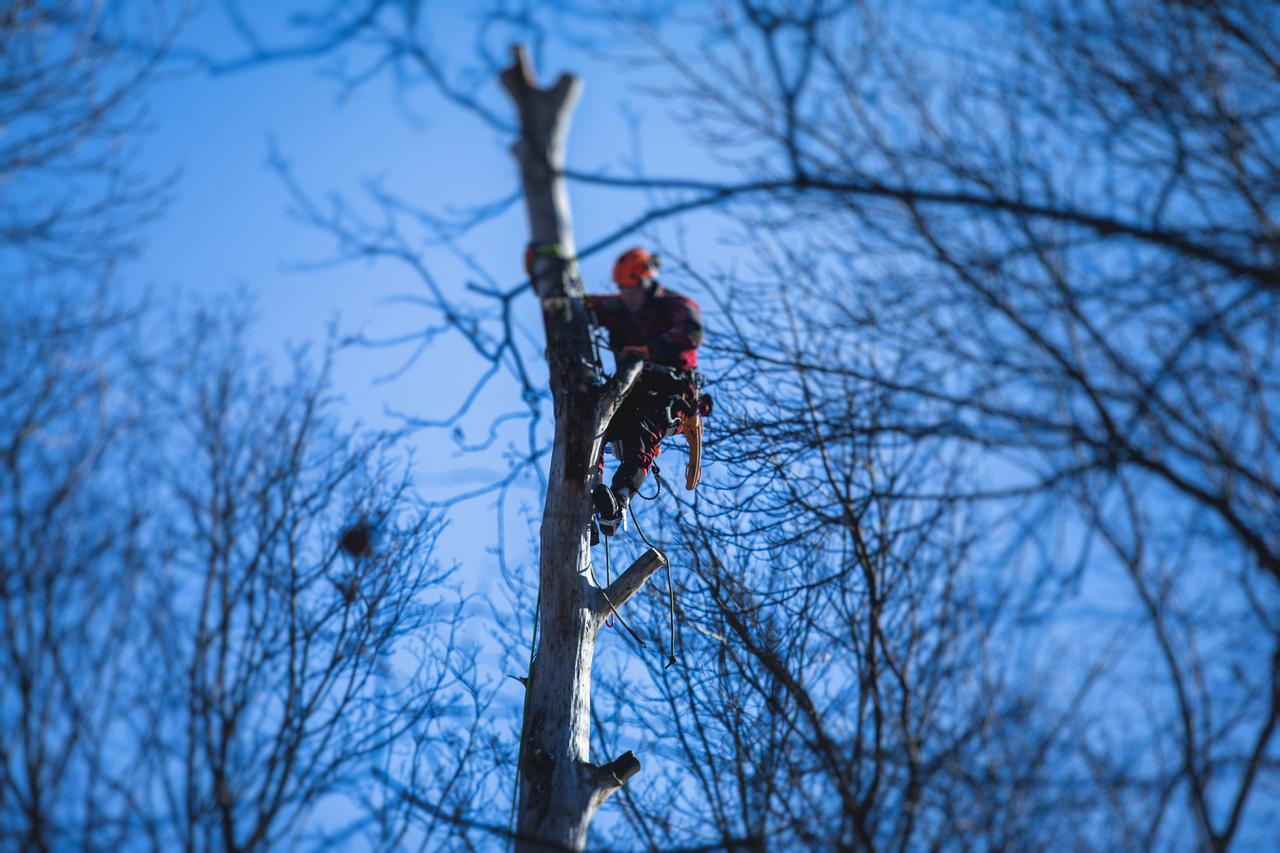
612, 247, 661, 288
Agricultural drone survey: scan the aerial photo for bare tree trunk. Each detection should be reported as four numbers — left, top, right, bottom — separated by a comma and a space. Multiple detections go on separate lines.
500, 47, 658, 850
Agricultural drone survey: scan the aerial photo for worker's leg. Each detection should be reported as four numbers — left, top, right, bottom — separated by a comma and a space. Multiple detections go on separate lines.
594, 391, 669, 534
611, 414, 664, 498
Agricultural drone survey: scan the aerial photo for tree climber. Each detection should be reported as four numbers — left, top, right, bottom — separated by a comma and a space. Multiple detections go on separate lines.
587, 247, 708, 536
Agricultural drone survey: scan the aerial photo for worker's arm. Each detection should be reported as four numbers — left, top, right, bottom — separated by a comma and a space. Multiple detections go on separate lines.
585, 294, 618, 328
646, 296, 703, 362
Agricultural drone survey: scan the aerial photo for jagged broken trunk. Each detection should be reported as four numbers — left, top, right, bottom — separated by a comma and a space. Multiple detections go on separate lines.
501, 48, 659, 850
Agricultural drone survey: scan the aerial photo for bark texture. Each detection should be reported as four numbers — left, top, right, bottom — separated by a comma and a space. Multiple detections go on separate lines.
501, 47, 662, 850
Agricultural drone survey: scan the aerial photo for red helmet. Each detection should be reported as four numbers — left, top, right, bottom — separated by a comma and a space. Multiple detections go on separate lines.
612, 247, 660, 288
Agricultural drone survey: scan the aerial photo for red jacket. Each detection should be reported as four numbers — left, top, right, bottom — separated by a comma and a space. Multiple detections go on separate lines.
586, 286, 703, 370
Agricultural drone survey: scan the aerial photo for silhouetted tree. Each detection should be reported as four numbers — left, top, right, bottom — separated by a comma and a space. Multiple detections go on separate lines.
0, 286, 153, 849
2, 4, 490, 849
0, 0, 181, 281
601, 2, 1280, 847
0, 294, 479, 850
128, 304, 475, 850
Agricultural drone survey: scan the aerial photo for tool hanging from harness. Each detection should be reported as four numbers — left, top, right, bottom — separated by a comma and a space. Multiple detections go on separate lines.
596, 352, 713, 495
683, 412, 703, 490
639, 362, 712, 491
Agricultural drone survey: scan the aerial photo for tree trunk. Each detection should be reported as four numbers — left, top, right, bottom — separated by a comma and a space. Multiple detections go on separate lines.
500, 47, 661, 850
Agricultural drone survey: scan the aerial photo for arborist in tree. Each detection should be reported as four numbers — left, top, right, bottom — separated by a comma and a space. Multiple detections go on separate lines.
587, 247, 710, 536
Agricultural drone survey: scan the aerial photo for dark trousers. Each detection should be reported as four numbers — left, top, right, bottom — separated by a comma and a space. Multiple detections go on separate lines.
599, 372, 684, 494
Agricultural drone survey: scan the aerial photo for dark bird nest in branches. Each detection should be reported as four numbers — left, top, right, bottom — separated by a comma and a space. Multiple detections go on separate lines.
338, 521, 376, 559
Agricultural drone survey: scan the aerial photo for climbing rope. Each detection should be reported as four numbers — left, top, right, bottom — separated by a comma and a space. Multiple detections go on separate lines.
632, 463, 662, 501
589, 519, 647, 649
588, 318, 608, 385
508, 581, 542, 848
627, 505, 679, 669
603, 526, 614, 629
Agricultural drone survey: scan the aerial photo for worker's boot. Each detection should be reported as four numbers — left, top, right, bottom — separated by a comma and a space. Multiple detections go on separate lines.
592, 483, 631, 536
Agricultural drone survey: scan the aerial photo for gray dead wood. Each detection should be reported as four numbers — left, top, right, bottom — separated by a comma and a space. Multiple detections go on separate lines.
501, 46, 664, 851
